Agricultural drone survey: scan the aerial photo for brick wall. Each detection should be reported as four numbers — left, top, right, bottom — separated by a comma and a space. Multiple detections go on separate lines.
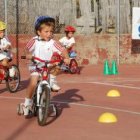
8, 34, 140, 65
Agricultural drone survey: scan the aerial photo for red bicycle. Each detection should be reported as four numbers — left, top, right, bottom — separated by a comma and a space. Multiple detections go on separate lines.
17, 56, 63, 126
0, 63, 20, 93
52, 51, 80, 74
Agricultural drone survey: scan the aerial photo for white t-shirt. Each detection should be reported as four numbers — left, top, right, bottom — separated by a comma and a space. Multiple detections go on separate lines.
26, 36, 64, 62
59, 37, 75, 48
0, 37, 12, 60
0, 37, 11, 49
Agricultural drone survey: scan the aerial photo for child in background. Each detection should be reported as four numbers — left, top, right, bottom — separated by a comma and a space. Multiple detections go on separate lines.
0, 21, 14, 77
20, 16, 69, 116
59, 25, 76, 57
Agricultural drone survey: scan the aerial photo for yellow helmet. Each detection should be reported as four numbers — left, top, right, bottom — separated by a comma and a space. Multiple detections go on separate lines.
0, 21, 6, 30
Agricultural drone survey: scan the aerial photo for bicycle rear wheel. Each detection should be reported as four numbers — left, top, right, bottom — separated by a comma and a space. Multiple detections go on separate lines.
6, 65, 20, 93
37, 85, 50, 126
69, 59, 80, 74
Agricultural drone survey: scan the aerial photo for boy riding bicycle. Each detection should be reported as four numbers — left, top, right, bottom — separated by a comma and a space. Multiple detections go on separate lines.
20, 16, 69, 116
0, 21, 15, 77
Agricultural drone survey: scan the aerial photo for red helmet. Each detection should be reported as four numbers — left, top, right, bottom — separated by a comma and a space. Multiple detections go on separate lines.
65, 25, 76, 32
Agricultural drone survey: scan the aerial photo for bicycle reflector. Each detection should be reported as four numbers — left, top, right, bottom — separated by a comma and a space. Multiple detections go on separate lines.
42, 70, 48, 80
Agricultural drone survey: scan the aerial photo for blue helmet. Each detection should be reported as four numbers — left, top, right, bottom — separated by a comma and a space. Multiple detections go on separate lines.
35, 16, 55, 31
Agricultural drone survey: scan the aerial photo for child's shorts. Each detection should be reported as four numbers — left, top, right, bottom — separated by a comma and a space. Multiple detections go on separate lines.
0, 51, 12, 61
28, 64, 41, 76
29, 64, 60, 76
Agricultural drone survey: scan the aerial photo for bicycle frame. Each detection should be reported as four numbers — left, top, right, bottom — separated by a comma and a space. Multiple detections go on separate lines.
21, 55, 62, 106
0, 64, 6, 80
32, 58, 61, 107
0, 63, 14, 81
36, 66, 51, 107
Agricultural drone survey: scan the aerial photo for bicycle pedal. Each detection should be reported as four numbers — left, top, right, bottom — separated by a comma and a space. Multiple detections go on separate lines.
25, 110, 34, 119
17, 104, 24, 115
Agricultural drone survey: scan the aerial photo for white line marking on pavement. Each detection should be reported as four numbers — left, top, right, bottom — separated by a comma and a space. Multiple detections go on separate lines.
60, 81, 140, 90
51, 100, 140, 115
88, 81, 140, 90
61, 81, 140, 90
0, 96, 140, 116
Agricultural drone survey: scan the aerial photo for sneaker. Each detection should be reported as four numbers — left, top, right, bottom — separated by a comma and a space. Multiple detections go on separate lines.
20, 103, 33, 117
51, 83, 61, 91
9, 66, 15, 77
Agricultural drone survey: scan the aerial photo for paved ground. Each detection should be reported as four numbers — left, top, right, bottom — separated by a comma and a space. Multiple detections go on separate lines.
0, 64, 140, 140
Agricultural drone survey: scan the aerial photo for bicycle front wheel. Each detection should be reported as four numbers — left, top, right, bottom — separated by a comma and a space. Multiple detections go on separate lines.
37, 85, 50, 126
6, 65, 20, 93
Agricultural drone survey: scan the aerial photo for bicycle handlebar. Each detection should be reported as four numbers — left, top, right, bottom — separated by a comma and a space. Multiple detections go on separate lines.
21, 56, 64, 67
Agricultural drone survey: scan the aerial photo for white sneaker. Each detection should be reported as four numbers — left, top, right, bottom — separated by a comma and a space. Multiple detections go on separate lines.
20, 103, 32, 116
9, 66, 15, 77
51, 83, 61, 91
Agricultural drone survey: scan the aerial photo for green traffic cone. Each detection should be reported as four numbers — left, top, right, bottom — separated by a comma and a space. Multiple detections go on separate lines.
103, 60, 111, 75
111, 60, 118, 75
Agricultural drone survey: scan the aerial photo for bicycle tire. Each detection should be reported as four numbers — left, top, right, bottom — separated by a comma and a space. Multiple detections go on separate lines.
69, 59, 79, 74
6, 65, 20, 93
32, 92, 38, 116
37, 85, 50, 126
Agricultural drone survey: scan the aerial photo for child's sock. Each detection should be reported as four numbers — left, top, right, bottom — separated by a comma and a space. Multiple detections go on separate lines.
24, 98, 33, 107
50, 74, 60, 91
